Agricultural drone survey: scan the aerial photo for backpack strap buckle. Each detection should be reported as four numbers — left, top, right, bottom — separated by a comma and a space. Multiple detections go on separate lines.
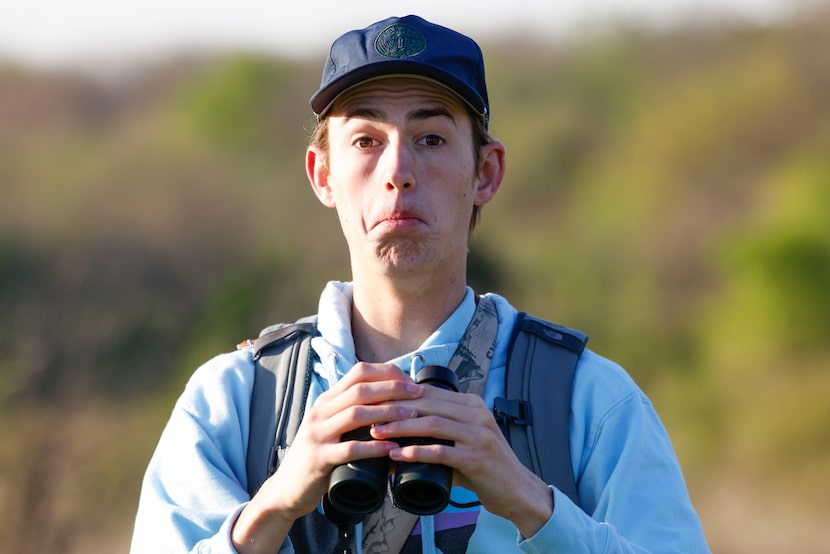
493, 397, 532, 432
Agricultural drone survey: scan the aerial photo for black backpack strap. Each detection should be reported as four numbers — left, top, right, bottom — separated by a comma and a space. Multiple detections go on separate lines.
245, 316, 317, 497
494, 312, 588, 507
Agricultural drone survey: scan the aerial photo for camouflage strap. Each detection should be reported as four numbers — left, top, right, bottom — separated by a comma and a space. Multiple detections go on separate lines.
361, 295, 499, 553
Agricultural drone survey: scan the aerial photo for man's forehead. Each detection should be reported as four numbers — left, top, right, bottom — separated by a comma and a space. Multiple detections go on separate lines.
329, 76, 467, 117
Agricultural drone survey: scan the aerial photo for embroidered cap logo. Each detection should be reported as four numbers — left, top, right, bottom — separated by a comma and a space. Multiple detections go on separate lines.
374, 23, 427, 58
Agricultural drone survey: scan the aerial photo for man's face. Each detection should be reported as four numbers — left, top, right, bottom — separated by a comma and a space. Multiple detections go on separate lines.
309, 77, 494, 281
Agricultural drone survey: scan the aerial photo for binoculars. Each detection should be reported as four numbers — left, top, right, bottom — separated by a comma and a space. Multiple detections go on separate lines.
326, 365, 459, 518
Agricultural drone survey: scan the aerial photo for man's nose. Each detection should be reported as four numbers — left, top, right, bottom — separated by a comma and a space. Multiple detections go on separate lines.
383, 139, 416, 191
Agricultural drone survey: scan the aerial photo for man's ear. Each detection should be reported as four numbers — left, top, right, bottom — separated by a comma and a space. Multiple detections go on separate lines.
473, 140, 506, 207
306, 145, 336, 208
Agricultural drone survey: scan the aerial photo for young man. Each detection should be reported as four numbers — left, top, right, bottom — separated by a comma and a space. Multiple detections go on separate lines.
132, 15, 710, 553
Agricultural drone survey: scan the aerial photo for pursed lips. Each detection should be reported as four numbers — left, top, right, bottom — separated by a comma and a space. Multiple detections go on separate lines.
370, 210, 425, 231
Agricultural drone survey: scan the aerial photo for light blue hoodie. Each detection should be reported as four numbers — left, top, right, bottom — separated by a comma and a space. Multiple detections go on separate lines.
131, 281, 709, 553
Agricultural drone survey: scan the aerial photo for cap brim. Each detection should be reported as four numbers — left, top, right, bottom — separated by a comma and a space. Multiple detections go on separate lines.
310, 60, 487, 119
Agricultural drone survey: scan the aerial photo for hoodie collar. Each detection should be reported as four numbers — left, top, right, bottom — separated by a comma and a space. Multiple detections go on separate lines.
310, 280, 477, 387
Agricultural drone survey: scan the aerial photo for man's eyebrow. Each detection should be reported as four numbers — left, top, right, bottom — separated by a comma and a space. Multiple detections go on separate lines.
410, 106, 457, 124
344, 106, 385, 121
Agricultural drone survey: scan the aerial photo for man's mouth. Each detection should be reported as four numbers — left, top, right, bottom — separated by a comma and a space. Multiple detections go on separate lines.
372, 210, 424, 231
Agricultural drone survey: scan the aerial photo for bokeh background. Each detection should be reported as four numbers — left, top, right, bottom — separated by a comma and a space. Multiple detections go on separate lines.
2, 1, 829, 551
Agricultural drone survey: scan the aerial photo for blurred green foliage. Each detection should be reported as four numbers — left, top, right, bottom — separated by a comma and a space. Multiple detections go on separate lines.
1, 9, 829, 552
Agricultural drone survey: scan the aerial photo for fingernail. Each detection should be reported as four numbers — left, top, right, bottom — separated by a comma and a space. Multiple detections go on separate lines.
406, 383, 423, 395
400, 407, 417, 418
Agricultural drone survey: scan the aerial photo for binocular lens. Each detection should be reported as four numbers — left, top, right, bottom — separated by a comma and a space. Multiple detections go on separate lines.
328, 479, 384, 514
327, 431, 389, 516
392, 468, 452, 515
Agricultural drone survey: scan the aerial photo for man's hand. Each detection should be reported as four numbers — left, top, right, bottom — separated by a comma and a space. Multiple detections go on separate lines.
371, 387, 555, 539
231, 363, 423, 553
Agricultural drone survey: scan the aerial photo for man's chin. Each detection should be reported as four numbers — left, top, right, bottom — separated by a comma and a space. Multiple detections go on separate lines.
374, 241, 432, 274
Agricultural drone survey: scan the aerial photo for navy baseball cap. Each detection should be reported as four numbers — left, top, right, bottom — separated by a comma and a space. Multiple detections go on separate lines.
310, 15, 490, 127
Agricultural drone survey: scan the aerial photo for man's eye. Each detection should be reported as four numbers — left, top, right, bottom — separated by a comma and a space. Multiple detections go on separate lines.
355, 137, 375, 148
419, 135, 444, 147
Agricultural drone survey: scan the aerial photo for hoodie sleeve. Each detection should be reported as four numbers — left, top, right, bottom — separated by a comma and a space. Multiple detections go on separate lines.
469, 350, 710, 553
130, 350, 293, 553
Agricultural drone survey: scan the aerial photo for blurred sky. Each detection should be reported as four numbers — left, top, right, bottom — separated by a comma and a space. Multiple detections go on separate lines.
0, 0, 816, 69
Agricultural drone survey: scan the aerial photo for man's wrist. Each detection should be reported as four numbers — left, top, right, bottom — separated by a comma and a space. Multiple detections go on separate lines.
231, 496, 296, 554
512, 480, 555, 540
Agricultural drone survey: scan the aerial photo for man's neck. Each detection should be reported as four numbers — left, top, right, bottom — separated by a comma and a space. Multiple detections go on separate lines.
350, 276, 467, 363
